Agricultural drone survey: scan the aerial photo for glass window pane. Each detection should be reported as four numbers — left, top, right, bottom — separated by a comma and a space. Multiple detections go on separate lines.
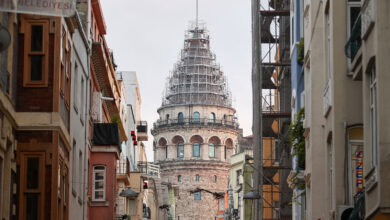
193, 112, 200, 123
177, 143, 184, 158
193, 143, 200, 157
94, 191, 104, 199
194, 191, 201, 200
30, 55, 43, 81
178, 113, 184, 123
95, 172, 104, 180
31, 25, 43, 52
95, 181, 104, 189
26, 193, 39, 220
27, 158, 39, 189
209, 143, 215, 158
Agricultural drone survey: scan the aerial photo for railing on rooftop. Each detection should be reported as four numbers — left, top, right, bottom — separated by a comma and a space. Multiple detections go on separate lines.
152, 118, 238, 131
345, 14, 362, 61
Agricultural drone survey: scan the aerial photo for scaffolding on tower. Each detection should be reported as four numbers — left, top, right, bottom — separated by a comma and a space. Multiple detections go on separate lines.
161, 22, 232, 109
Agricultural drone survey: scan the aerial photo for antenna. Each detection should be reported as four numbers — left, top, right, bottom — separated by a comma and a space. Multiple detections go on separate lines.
196, 0, 198, 28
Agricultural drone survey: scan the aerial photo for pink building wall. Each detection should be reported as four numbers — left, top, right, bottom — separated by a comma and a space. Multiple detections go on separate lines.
89, 151, 119, 220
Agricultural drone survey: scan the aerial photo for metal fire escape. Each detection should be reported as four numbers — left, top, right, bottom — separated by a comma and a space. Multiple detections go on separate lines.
260, 0, 292, 219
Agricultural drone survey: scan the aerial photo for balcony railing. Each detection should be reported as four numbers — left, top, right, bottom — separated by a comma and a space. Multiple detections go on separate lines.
92, 123, 121, 146
136, 121, 148, 133
152, 117, 238, 131
136, 161, 160, 177
117, 156, 130, 175
345, 14, 362, 61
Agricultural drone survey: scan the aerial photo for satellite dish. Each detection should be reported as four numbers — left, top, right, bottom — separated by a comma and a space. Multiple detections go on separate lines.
0, 25, 11, 52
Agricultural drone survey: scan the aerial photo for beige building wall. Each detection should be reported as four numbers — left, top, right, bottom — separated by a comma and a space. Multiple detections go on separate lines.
303, 0, 390, 219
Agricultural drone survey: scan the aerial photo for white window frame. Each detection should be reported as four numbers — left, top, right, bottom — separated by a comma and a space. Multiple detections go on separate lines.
92, 165, 106, 201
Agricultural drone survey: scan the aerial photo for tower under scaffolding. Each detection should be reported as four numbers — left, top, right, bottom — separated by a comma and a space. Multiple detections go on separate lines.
260, 0, 292, 219
162, 22, 232, 108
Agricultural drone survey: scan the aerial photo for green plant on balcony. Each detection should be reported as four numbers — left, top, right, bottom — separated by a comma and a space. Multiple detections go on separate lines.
111, 114, 120, 123
297, 38, 304, 65
289, 108, 305, 170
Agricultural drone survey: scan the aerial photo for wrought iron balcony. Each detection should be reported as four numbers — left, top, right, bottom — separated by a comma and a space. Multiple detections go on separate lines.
345, 14, 362, 61
152, 117, 239, 132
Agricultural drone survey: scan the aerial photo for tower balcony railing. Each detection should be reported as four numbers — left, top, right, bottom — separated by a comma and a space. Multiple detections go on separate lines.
152, 117, 239, 131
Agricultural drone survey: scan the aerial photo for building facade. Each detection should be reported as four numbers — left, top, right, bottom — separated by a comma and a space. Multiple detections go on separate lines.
152, 22, 239, 220
295, 0, 390, 219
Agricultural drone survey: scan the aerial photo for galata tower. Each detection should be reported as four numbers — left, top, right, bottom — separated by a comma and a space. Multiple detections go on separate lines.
152, 21, 239, 220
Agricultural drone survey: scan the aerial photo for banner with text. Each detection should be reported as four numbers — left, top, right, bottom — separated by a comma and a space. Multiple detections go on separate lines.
0, 0, 76, 17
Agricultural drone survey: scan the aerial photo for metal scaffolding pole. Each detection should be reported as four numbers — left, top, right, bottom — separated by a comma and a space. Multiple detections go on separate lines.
251, 0, 263, 219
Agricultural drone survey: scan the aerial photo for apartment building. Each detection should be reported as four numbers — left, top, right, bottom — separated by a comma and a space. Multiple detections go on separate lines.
297, 0, 390, 219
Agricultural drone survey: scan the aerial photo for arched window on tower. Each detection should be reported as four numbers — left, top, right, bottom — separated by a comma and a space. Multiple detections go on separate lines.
209, 143, 215, 158
166, 114, 170, 123
193, 143, 200, 157
178, 112, 184, 124
193, 112, 200, 123
209, 112, 216, 123
177, 143, 184, 158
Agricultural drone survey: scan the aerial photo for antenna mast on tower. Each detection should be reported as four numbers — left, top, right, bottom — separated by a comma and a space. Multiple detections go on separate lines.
196, 0, 198, 28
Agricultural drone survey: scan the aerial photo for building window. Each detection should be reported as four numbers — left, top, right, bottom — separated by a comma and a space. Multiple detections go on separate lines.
78, 151, 83, 197
165, 146, 168, 159
236, 169, 242, 185
166, 114, 169, 122
193, 112, 200, 123
213, 175, 217, 183
178, 175, 181, 182
224, 146, 227, 159
219, 197, 225, 211
21, 152, 45, 220
92, 166, 105, 201
72, 141, 77, 195
193, 143, 200, 157
370, 67, 378, 167
23, 19, 49, 86
178, 112, 184, 124
195, 174, 200, 182
177, 143, 184, 158
328, 142, 333, 210
73, 62, 79, 110
209, 143, 215, 158
80, 77, 85, 122
194, 191, 201, 200
209, 112, 215, 123
348, 127, 364, 201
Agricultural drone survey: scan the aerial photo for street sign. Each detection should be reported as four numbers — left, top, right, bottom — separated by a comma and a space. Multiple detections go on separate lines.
0, 0, 76, 17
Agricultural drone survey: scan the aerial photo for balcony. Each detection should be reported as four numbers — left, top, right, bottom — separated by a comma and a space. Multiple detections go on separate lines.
92, 123, 121, 147
136, 121, 148, 141
136, 161, 160, 178
117, 156, 130, 185
151, 117, 239, 134
345, 14, 362, 62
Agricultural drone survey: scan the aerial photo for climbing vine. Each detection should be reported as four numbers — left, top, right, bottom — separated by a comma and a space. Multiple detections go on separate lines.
289, 108, 305, 170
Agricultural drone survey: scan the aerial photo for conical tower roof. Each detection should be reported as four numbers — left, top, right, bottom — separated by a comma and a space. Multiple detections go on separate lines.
162, 22, 232, 108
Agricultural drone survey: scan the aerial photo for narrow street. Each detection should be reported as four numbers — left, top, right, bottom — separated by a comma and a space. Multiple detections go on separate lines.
0, 0, 388, 220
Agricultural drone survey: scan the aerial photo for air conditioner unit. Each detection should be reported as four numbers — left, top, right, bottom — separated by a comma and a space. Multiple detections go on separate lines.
336, 205, 353, 220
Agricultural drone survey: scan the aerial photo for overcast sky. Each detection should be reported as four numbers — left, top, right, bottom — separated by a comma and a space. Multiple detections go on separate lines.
100, 0, 252, 161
